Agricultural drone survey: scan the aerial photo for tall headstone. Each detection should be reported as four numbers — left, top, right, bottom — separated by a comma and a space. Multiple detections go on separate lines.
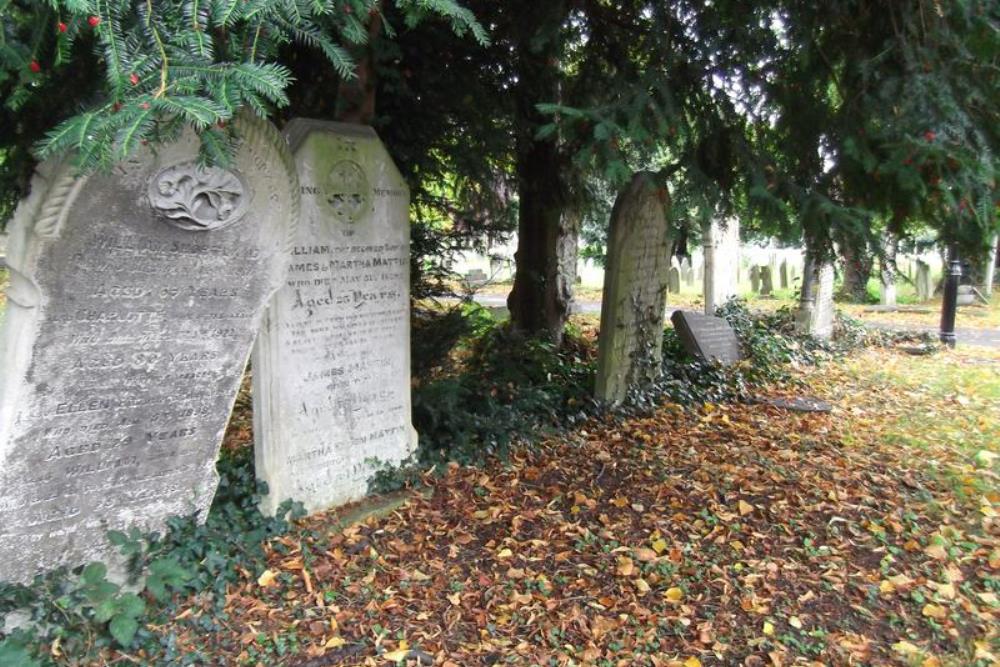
749, 266, 761, 293
595, 173, 671, 404
702, 218, 740, 314
668, 266, 681, 294
253, 120, 417, 515
0, 117, 298, 582
915, 260, 932, 301
795, 258, 835, 338
880, 234, 897, 307
760, 266, 774, 296
681, 258, 694, 287
779, 260, 789, 289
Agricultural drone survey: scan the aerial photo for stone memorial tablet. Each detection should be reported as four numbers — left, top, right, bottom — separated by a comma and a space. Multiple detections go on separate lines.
0, 116, 298, 582
595, 172, 671, 404
253, 120, 417, 515
796, 259, 835, 338
670, 311, 742, 365
702, 218, 739, 314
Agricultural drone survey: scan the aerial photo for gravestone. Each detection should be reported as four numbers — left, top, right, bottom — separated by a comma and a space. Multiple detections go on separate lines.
595, 172, 671, 404
795, 259, 835, 338
0, 116, 298, 583
668, 266, 681, 294
681, 258, 694, 287
463, 269, 488, 286
253, 120, 417, 516
760, 266, 774, 296
957, 285, 975, 306
670, 311, 742, 365
779, 260, 789, 289
702, 218, 740, 314
0, 233, 7, 270
749, 266, 761, 293
915, 260, 932, 301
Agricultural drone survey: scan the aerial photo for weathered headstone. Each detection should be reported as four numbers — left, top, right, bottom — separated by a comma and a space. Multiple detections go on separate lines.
957, 284, 975, 306
702, 218, 740, 315
0, 233, 8, 270
760, 266, 774, 296
749, 266, 761, 293
463, 269, 489, 286
670, 311, 742, 365
795, 259, 835, 338
668, 266, 681, 294
779, 260, 789, 289
915, 260, 932, 301
253, 120, 417, 515
681, 258, 694, 287
595, 172, 671, 403
0, 117, 298, 582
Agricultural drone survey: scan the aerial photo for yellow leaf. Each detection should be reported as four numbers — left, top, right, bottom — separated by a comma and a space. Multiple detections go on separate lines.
879, 580, 895, 595
921, 656, 942, 667
789, 616, 802, 629
651, 538, 668, 554
257, 569, 277, 587
665, 587, 684, 602
763, 621, 774, 636
634, 578, 651, 593
738, 500, 754, 516
925, 543, 948, 560
383, 648, 410, 661
497, 548, 513, 560
634, 547, 658, 562
893, 640, 921, 656
921, 603, 948, 619
410, 569, 431, 581
616, 556, 635, 577
448, 592, 462, 606
684, 658, 702, 667
325, 636, 346, 649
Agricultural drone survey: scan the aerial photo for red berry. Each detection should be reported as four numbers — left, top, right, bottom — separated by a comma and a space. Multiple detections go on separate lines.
88, 15, 100, 27
924, 130, 936, 142
57, 21, 68, 33
130, 73, 139, 85
217, 120, 227, 129
140, 102, 150, 110
29, 60, 41, 73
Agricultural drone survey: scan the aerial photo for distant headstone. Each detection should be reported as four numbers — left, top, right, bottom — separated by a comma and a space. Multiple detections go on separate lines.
668, 266, 681, 294
670, 311, 742, 365
595, 172, 671, 404
253, 120, 417, 516
760, 266, 774, 296
915, 260, 932, 301
749, 266, 761, 293
464, 269, 488, 286
957, 285, 975, 306
702, 218, 740, 314
795, 259, 835, 338
779, 260, 789, 289
680, 259, 694, 286
0, 116, 298, 583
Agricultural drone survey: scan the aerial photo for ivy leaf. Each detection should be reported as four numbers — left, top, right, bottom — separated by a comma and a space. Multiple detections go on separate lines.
108, 615, 140, 647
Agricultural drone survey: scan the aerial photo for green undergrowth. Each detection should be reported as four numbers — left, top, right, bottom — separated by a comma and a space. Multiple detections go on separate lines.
0, 447, 305, 666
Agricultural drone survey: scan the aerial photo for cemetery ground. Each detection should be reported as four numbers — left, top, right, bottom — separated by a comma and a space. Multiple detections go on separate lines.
0, 273, 998, 666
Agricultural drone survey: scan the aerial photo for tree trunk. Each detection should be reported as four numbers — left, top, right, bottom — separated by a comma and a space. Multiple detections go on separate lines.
838, 235, 873, 302
506, 0, 573, 342
334, 3, 383, 125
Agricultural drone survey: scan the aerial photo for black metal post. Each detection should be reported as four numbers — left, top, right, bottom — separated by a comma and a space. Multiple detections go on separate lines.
939, 258, 961, 347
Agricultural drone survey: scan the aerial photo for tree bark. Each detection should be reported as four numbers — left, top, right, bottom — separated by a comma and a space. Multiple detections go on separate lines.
838, 235, 873, 302
334, 4, 383, 125
506, 0, 574, 342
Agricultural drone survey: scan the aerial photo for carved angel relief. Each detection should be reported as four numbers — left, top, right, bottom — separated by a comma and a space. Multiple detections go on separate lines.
149, 162, 252, 231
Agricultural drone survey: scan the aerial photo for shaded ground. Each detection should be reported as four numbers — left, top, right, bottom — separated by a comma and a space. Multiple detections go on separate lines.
145, 347, 999, 666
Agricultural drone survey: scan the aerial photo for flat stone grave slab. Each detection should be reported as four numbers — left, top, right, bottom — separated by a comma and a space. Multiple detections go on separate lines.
0, 116, 297, 583
670, 310, 742, 365
253, 120, 417, 516
755, 396, 833, 413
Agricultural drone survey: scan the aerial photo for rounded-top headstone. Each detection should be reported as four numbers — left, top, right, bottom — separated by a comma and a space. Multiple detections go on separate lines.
0, 115, 298, 583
